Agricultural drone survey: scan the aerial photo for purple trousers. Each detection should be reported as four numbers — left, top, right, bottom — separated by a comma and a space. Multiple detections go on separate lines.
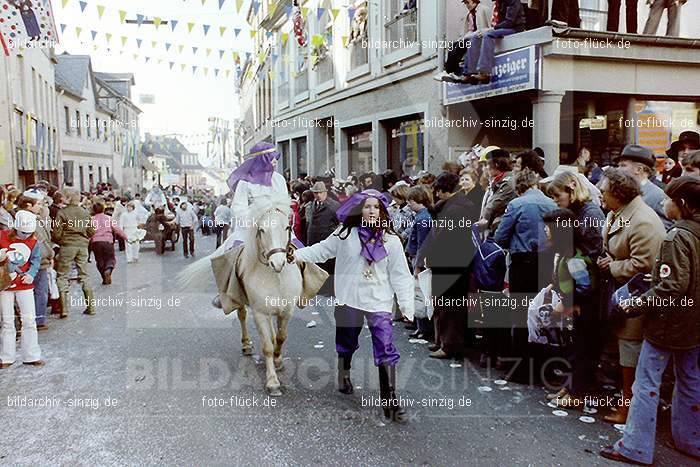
335, 305, 400, 366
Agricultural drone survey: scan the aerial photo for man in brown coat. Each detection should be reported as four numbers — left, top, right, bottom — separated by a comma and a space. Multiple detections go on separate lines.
597, 168, 666, 424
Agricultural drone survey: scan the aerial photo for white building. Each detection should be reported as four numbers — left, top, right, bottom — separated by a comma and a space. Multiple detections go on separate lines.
0, 46, 61, 187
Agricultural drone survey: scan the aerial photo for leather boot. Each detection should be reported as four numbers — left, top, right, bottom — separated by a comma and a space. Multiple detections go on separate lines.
59, 292, 69, 319
82, 286, 96, 315
378, 364, 408, 423
604, 366, 635, 424
337, 355, 353, 394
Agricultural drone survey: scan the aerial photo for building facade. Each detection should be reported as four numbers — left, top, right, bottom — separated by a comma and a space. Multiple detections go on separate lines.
241, 0, 700, 179
0, 47, 61, 188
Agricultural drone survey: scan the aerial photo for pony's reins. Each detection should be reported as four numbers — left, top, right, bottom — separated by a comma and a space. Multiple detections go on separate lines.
256, 208, 295, 266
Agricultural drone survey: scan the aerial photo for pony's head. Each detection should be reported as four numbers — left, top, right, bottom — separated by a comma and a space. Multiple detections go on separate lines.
248, 199, 292, 273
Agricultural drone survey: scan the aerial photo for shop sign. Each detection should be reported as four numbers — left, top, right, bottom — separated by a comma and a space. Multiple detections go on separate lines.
443, 46, 537, 105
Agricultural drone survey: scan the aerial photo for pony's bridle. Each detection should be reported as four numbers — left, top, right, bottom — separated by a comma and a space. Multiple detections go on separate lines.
256, 208, 294, 267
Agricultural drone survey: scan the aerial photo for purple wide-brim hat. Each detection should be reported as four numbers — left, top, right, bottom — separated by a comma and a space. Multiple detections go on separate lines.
336, 189, 390, 223
227, 141, 281, 193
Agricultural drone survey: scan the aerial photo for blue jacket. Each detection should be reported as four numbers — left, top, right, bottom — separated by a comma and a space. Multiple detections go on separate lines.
407, 208, 431, 257
494, 188, 557, 253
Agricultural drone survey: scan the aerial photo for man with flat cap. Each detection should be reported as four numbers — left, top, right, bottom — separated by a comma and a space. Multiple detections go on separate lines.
615, 144, 673, 230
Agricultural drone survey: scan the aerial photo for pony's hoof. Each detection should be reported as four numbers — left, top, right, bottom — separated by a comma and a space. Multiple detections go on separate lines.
274, 359, 284, 371
242, 346, 254, 356
267, 386, 282, 397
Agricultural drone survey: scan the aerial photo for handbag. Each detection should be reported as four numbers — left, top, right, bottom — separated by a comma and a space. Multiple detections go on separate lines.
417, 268, 433, 320
527, 285, 573, 347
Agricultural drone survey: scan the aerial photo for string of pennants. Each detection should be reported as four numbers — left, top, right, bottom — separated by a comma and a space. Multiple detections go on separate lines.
57, 0, 363, 45
79, 40, 241, 79
63, 25, 252, 67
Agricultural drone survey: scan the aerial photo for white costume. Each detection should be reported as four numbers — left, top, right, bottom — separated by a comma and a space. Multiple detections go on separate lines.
226, 171, 291, 248
118, 210, 146, 262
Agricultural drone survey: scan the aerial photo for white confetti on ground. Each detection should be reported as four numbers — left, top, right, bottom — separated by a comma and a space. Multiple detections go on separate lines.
614, 424, 626, 431
313, 344, 324, 349
311, 312, 319, 315
579, 416, 595, 423
306, 321, 317, 328
478, 386, 493, 392
547, 401, 558, 408
494, 379, 508, 385
449, 363, 463, 368
583, 406, 598, 414
552, 410, 568, 417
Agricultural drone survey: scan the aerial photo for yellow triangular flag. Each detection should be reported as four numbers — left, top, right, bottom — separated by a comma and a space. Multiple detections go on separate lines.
201, 0, 206, 5
233, 51, 239, 61
204, 67, 209, 75
119, 10, 127, 23
154, 17, 162, 29
187, 22, 195, 33
250, 30, 257, 38
96, 5, 106, 18
219, 26, 227, 37
269, 3, 276, 15
236, 0, 244, 13
121, 36, 128, 47
206, 48, 212, 57
178, 45, 184, 54
151, 40, 157, 49
62, 0, 70, 7
268, 71, 275, 81
341, 36, 349, 47
133, 53, 139, 61
301, 7, 309, 17
281, 32, 289, 45
226, 70, 231, 78
181, 64, 187, 72
105, 33, 112, 43
331, 8, 340, 20
157, 58, 163, 64
75, 26, 82, 37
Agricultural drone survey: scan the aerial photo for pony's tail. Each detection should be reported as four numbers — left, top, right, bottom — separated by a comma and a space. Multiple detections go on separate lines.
176, 240, 233, 292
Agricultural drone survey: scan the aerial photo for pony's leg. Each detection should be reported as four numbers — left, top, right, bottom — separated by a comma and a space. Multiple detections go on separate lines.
237, 308, 254, 356
251, 310, 281, 396
273, 310, 291, 371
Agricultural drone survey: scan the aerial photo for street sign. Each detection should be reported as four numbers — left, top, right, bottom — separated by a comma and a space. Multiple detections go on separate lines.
443, 46, 537, 105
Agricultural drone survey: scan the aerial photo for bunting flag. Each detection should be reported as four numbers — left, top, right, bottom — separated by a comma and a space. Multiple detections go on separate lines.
151, 40, 157, 49
348, 7, 356, 21
206, 48, 212, 57
219, 49, 225, 59
96, 5, 106, 19
331, 8, 340, 20
187, 22, 195, 33
119, 10, 127, 23
218, 0, 226, 9
121, 36, 128, 46
154, 17, 162, 29
62, 0, 69, 7
192, 65, 198, 75
203, 24, 210, 36
79, 1, 87, 12
317, 8, 325, 21
281, 32, 289, 45
165, 42, 172, 51
170, 19, 179, 31
178, 44, 184, 54
90, 30, 97, 40
192, 46, 198, 55
136, 14, 145, 26
75, 26, 82, 38
105, 32, 112, 43
60, 23, 67, 34
250, 30, 256, 38
219, 26, 227, 37
169, 62, 175, 70
234, 28, 241, 37
236, 0, 244, 13
252, 1, 260, 15
136, 38, 142, 48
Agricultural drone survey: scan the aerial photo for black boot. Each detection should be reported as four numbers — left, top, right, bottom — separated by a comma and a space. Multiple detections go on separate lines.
337, 355, 353, 394
378, 364, 408, 423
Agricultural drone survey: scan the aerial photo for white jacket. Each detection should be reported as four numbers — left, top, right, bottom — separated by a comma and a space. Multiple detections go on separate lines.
294, 227, 415, 319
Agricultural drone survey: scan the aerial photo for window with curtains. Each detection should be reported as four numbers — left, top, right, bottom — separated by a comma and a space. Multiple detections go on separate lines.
348, 0, 369, 70
64, 106, 70, 135
314, 9, 334, 85
348, 125, 373, 174
383, 0, 418, 53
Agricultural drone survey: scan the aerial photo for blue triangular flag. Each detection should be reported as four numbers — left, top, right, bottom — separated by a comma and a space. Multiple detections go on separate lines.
203, 25, 210, 36
60, 24, 67, 34
266, 31, 272, 39
136, 14, 145, 26
348, 7, 356, 21
169, 62, 175, 70
234, 28, 241, 37
252, 1, 260, 14
136, 39, 142, 48
165, 42, 172, 51
215, 68, 220, 76
285, 5, 293, 16
219, 49, 225, 59
317, 8, 325, 21
90, 30, 97, 40
79, 1, 87, 12
192, 66, 198, 75
170, 19, 179, 31
218, 0, 226, 9
192, 47, 198, 55
145, 56, 150, 63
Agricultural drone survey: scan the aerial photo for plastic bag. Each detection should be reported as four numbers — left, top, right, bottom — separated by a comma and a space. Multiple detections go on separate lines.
417, 269, 433, 320
527, 285, 573, 346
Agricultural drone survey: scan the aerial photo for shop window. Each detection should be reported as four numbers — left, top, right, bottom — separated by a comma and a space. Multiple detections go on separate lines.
384, 0, 418, 53
294, 137, 308, 176
387, 117, 424, 178
278, 140, 290, 175
348, 126, 373, 175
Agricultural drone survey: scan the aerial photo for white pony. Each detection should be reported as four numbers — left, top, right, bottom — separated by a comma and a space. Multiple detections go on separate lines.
180, 199, 325, 396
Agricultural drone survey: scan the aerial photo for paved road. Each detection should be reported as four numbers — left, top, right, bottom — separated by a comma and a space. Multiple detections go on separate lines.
0, 233, 689, 466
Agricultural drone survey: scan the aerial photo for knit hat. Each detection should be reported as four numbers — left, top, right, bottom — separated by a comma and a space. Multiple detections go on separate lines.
14, 210, 37, 234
